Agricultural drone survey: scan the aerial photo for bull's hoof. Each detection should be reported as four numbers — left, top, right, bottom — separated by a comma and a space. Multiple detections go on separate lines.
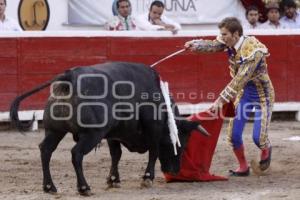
78, 185, 92, 196
43, 183, 57, 194
107, 182, 121, 189
141, 179, 153, 188
107, 176, 121, 189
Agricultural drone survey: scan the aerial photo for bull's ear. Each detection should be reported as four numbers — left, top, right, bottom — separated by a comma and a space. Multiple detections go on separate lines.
197, 124, 210, 137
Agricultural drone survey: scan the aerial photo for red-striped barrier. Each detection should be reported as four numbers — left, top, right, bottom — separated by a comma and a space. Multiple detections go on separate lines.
0, 34, 299, 112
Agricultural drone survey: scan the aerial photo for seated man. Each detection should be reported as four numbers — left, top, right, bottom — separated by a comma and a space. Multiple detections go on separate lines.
0, 0, 22, 31
280, 0, 300, 29
135, 0, 181, 34
244, 5, 261, 29
260, 2, 286, 29
105, 0, 136, 31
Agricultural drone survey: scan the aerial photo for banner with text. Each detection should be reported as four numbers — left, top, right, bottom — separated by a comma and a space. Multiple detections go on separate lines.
68, 0, 246, 25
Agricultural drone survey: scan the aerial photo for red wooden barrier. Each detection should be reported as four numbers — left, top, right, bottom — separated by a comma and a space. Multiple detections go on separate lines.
0, 35, 299, 111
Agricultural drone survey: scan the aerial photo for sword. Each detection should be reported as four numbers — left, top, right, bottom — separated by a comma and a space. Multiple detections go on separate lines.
150, 48, 186, 68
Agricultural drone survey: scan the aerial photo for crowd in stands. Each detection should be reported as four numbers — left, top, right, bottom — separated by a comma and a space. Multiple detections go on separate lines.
1, 0, 300, 32
245, 0, 300, 29
105, 0, 300, 33
105, 0, 181, 34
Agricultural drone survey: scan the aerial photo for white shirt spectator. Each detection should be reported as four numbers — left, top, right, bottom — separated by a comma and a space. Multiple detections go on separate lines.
135, 13, 181, 31
0, 16, 22, 31
280, 11, 300, 29
259, 20, 286, 29
243, 22, 261, 29
105, 15, 136, 31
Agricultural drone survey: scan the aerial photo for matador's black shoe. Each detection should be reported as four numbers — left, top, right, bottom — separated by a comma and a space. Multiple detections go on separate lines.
259, 146, 272, 171
229, 168, 250, 177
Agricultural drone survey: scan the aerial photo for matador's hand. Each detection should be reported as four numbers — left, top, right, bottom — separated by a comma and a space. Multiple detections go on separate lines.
184, 40, 194, 50
209, 97, 225, 113
184, 40, 202, 51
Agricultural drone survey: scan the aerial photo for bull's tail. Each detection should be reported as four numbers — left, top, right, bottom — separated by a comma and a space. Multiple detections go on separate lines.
10, 73, 69, 132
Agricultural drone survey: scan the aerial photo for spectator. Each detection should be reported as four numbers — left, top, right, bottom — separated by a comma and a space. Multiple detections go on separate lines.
244, 5, 261, 29
280, 0, 300, 28
135, 0, 181, 34
105, 0, 136, 31
0, 0, 22, 31
260, 1, 286, 29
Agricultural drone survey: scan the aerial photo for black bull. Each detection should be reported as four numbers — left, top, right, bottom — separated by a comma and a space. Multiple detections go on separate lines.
10, 62, 209, 195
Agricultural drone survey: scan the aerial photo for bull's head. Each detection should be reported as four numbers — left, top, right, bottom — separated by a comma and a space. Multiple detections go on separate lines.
158, 116, 209, 175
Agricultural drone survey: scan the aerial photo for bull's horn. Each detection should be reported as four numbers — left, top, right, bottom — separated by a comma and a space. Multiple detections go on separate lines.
197, 125, 210, 137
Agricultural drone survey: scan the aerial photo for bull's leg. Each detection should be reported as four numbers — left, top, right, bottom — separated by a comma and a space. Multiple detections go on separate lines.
71, 132, 103, 196
139, 120, 163, 188
106, 140, 122, 188
141, 142, 159, 188
39, 129, 67, 193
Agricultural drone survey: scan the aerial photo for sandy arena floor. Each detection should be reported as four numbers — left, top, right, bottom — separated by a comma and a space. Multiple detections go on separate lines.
0, 121, 299, 200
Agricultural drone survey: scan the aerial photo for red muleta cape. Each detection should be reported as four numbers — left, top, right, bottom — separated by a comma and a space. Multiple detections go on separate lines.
164, 102, 235, 182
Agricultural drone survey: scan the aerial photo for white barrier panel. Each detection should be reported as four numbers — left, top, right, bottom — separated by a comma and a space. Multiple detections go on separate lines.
1, 102, 300, 131
1, 29, 300, 38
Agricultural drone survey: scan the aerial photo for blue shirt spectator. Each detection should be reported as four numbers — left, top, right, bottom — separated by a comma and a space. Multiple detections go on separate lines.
280, 0, 300, 28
